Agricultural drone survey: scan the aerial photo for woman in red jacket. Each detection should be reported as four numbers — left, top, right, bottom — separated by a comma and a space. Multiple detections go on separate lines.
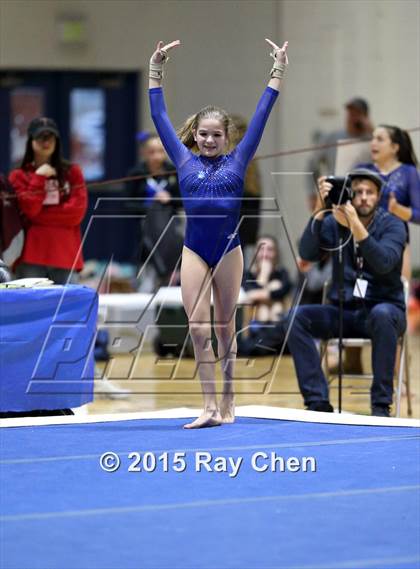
9, 117, 87, 284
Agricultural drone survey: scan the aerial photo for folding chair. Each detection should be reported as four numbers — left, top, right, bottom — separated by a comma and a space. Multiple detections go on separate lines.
321, 278, 412, 417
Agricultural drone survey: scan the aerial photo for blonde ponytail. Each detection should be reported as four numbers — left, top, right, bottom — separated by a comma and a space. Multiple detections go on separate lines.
177, 113, 199, 150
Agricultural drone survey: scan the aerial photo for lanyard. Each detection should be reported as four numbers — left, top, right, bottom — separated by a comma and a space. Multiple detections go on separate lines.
353, 240, 364, 279
353, 211, 377, 279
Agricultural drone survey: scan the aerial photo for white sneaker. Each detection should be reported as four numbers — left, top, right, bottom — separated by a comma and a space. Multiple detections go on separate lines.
94, 369, 131, 400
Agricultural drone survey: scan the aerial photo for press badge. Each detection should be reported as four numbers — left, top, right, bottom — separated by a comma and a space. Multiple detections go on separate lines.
353, 278, 368, 298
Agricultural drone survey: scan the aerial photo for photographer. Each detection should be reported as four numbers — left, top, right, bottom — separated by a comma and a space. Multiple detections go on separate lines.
287, 169, 407, 417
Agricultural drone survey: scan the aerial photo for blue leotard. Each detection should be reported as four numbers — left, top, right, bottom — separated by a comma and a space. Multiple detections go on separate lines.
357, 162, 420, 224
149, 86, 278, 268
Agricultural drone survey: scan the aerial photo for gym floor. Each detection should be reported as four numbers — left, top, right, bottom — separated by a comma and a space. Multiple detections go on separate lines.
89, 334, 420, 419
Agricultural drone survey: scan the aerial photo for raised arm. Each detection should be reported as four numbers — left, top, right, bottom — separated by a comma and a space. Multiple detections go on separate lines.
235, 40, 288, 166
265, 39, 288, 92
149, 40, 180, 89
148, 40, 189, 168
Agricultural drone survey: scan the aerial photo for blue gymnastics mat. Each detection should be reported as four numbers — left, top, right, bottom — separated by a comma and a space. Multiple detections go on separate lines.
1, 416, 419, 569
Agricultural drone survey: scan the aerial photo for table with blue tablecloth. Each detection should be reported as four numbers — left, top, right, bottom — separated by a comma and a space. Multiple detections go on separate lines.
0, 285, 97, 412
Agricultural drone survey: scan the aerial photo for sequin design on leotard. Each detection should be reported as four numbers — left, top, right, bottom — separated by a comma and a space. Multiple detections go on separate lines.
150, 86, 279, 267
356, 162, 420, 224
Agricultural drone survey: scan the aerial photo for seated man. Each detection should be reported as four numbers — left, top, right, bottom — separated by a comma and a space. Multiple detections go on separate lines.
287, 168, 407, 417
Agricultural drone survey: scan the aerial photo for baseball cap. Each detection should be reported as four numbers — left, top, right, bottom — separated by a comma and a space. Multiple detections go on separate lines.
28, 117, 59, 139
348, 168, 383, 192
345, 97, 369, 115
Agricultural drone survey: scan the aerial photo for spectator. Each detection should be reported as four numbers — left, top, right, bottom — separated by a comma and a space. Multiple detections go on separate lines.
125, 134, 182, 287
244, 235, 292, 323
357, 124, 419, 278
238, 236, 292, 357
287, 168, 407, 417
307, 98, 373, 205
126, 134, 179, 210
309, 98, 373, 177
358, 125, 419, 223
9, 117, 87, 284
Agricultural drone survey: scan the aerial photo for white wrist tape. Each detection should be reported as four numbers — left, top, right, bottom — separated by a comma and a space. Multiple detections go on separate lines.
149, 62, 164, 80
270, 61, 287, 79
149, 49, 170, 80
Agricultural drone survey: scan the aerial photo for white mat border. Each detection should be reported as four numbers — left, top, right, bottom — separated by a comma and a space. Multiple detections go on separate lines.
1, 405, 418, 429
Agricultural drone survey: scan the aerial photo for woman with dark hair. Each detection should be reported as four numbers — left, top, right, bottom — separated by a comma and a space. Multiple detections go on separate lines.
149, 38, 288, 428
9, 117, 87, 283
357, 125, 419, 278
358, 125, 419, 223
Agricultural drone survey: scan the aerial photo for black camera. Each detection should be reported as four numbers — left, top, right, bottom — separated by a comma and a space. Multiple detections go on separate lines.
324, 176, 352, 206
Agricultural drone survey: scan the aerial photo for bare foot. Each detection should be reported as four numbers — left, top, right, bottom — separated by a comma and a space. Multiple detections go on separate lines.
183, 409, 222, 429
220, 395, 235, 424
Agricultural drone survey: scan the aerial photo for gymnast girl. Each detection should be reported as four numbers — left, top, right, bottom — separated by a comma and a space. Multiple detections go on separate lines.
149, 38, 288, 428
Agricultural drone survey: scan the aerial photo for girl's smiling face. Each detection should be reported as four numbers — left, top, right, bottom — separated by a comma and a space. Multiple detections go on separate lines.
194, 118, 228, 158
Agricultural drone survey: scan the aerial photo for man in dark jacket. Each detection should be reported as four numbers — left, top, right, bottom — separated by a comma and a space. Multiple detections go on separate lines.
125, 134, 182, 285
287, 169, 407, 417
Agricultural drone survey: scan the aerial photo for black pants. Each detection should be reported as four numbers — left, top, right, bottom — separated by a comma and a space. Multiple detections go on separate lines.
287, 303, 406, 407
15, 263, 78, 284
